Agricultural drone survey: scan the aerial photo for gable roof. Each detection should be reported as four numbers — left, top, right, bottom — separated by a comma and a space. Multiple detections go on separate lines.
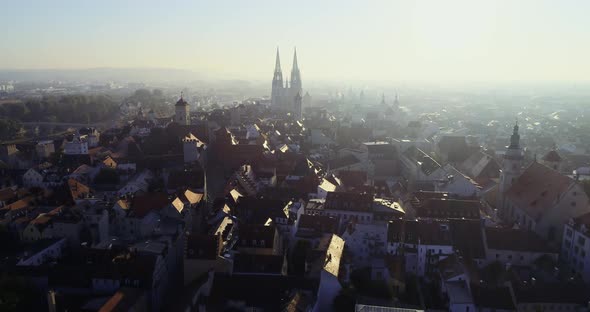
542, 150, 562, 162
438, 136, 471, 162
402, 146, 441, 176
329, 154, 361, 170
183, 189, 203, 205
460, 151, 500, 179
323, 234, 344, 277
505, 162, 575, 220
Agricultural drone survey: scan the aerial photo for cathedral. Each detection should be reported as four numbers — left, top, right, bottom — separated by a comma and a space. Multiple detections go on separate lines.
271, 48, 304, 119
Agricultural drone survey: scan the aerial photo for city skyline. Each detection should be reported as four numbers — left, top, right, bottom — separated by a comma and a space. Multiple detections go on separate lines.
2, 0, 590, 83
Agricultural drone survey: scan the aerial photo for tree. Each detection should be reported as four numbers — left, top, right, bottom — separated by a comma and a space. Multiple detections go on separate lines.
0, 118, 22, 140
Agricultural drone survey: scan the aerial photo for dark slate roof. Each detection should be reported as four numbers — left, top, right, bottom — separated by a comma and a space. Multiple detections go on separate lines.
175, 97, 188, 106
296, 214, 339, 235
471, 285, 515, 309
233, 253, 284, 275
515, 283, 590, 304
402, 146, 441, 175
234, 197, 287, 225
325, 191, 373, 212
130, 193, 171, 218
485, 227, 556, 253
328, 154, 361, 170
207, 274, 318, 311
415, 199, 481, 220
186, 234, 219, 260
386, 219, 452, 246
449, 219, 486, 259
236, 224, 276, 249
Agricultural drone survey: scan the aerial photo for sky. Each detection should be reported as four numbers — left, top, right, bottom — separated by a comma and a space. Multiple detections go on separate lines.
2, 0, 590, 83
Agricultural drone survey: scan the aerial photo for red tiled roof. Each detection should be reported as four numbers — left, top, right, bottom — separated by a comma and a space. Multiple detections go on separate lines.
542, 150, 562, 162
130, 193, 171, 218
505, 162, 573, 219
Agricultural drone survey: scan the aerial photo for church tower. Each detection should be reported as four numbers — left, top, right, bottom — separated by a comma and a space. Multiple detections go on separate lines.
290, 48, 302, 97
499, 121, 524, 216
175, 93, 190, 126
271, 48, 284, 108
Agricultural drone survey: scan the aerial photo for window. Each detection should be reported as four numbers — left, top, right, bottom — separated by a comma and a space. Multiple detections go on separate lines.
577, 237, 586, 246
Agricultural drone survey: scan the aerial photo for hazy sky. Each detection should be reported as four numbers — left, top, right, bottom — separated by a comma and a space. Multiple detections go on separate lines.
2, 0, 589, 82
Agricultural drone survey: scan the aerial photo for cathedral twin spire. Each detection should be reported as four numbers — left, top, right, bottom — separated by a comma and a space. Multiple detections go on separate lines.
273, 47, 301, 91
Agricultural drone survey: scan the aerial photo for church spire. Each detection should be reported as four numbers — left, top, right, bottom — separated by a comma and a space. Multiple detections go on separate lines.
290, 47, 302, 93
292, 47, 299, 72
274, 47, 282, 73
509, 120, 520, 149
381, 93, 386, 105
271, 47, 284, 108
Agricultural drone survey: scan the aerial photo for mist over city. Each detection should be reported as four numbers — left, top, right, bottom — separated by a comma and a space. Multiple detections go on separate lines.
1, 1, 589, 312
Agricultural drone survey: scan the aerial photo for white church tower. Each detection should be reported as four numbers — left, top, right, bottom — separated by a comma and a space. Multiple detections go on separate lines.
175, 93, 190, 126
499, 121, 524, 217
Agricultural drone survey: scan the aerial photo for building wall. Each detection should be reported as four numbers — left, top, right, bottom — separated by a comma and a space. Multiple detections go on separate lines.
64, 140, 89, 155
36, 142, 55, 159
183, 141, 200, 163
312, 271, 341, 312
562, 223, 590, 283
23, 169, 44, 187
341, 223, 387, 266
312, 209, 373, 225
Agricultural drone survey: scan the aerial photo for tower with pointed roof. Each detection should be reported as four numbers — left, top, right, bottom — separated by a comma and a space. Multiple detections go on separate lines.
290, 47, 302, 96
499, 121, 524, 217
271, 47, 305, 118
271, 48, 284, 108
175, 93, 190, 126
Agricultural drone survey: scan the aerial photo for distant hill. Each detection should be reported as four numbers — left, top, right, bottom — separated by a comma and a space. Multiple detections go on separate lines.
0, 68, 205, 83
